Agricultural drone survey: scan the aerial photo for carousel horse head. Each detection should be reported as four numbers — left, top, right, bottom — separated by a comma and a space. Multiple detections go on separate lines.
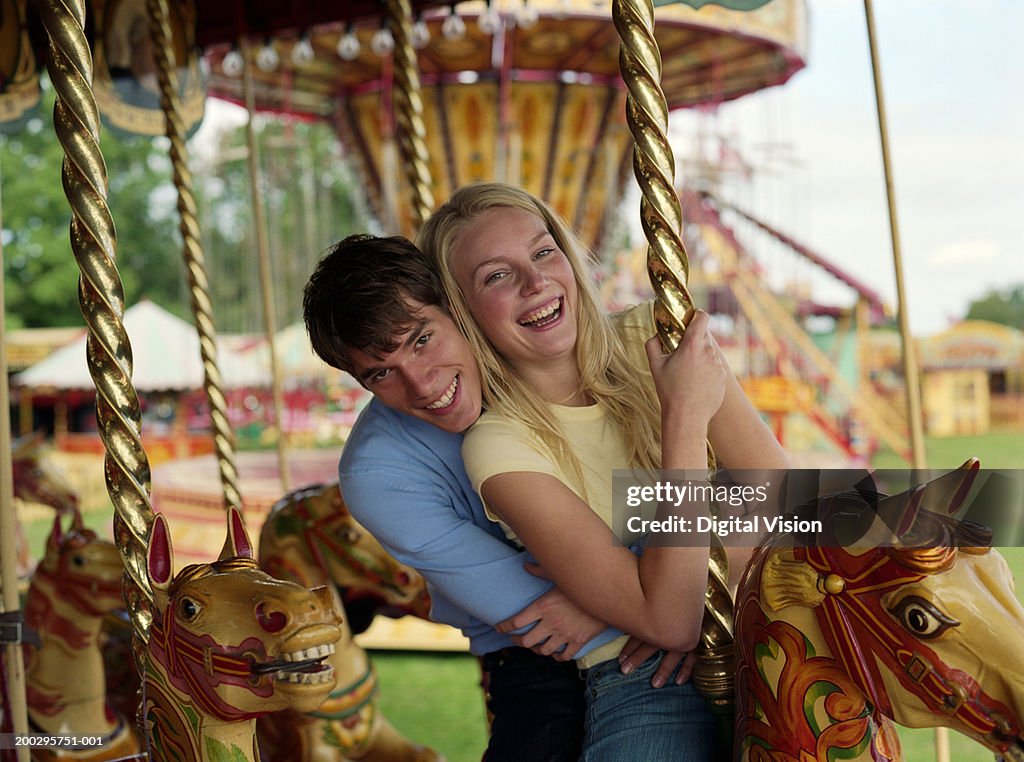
737, 460, 1024, 761
31, 509, 123, 618
144, 507, 344, 752
11, 432, 79, 514
259, 483, 429, 632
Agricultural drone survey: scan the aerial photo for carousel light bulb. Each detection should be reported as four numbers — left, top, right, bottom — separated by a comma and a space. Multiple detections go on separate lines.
337, 29, 361, 61
291, 34, 315, 66
222, 48, 244, 77
478, 5, 501, 35
412, 18, 431, 49
442, 11, 466, 41
371, 26, 395, 56
256, 40, 280, 72
515, 2, 539, 29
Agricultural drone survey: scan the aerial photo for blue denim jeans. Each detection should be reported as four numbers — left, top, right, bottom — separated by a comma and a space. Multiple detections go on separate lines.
580, 652, 717, 761
481, 647, 587, 762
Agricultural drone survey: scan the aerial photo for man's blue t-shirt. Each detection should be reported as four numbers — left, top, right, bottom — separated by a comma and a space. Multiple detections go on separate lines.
338, 398, 622, 657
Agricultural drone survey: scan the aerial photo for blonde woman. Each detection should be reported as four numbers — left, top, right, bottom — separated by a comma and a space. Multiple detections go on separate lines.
418, 183, 789, 760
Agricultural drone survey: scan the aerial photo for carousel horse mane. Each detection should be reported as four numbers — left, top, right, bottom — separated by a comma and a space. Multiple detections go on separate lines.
735, 460, 1024, 761
143, 507, 343, 762
19, 511, 143, 760
255, 483, 440, 762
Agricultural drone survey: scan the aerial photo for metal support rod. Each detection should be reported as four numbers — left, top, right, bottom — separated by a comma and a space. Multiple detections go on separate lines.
862, 1, 937, 757
240, 36, 291, 492
0, 145, 31, 762
36, 0, 155, 675
386, 0, 435, 230
611, 0, 734, 742
147, 0, 244, 511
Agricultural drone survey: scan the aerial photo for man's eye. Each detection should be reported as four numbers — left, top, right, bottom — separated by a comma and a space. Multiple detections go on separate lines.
370, 369, 391, 383
415, 333, 432, 347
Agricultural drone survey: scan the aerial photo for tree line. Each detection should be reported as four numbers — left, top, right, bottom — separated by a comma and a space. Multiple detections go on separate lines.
2, 77, 369, 333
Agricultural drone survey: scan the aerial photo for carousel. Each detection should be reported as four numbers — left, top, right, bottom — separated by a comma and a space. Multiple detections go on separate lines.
1, 1, 1023, 761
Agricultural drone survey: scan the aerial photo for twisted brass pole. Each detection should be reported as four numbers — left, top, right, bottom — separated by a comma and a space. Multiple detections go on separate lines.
36, 0, 154, 667
612, 0, 736, 734
386, 0, 435, 230
147, 0, 244, 511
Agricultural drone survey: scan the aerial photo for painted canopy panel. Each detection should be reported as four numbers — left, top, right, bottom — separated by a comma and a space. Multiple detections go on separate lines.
201, 0, 805, 244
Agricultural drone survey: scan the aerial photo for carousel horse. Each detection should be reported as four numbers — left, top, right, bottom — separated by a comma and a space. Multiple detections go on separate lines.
10, 433, 80, 579
256, 483, 439, 762
20, 511, 143, 761
144, 507, 343, 762
734, 461, 1024, 761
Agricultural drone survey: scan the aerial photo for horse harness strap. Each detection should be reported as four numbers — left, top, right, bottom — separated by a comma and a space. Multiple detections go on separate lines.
802, 545, 1020, 745
150, 605, 264, 723
0, 610, 41, 648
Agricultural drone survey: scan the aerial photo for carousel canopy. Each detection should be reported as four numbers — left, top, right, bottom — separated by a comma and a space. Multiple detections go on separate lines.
201, 0, 807, 245
12, 300, 271, 392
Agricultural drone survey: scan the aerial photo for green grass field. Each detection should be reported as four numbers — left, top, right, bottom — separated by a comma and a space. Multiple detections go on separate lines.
13, 431, 1023, 761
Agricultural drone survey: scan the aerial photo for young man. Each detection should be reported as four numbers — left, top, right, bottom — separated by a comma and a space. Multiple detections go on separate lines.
303, 235, 687, 761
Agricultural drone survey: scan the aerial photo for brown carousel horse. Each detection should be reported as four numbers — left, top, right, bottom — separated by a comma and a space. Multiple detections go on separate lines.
10, 433, 81, 579
13, 512, 143, 761
734, 461, 1024, 761
143, 507, 344, 762
256, 483, 439, 762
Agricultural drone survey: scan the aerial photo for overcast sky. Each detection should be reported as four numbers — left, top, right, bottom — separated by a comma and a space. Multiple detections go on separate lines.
664, 0, 1024, 336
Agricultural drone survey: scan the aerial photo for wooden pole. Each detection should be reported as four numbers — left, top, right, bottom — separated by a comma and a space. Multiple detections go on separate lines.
862, 0, 927, 468
863, 1, 941, 757
240, 36, 291, 492
0, 131, 31, 762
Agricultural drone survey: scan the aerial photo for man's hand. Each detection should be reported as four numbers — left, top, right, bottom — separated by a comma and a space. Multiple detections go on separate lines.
617, 637, 696, 688
496, 580, 607, 662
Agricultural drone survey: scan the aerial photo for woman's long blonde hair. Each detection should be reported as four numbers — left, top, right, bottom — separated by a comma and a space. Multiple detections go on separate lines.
417, 183, 662, 491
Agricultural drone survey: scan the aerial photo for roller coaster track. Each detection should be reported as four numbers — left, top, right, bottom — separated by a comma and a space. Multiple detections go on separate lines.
684, 192, 912, 462
699, 191, 889, 325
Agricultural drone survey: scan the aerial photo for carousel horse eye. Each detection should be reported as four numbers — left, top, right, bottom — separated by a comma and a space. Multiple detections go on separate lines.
889, 595, 959, 639
72, 554, 85, 567
341, 527, 360, 545
179, 598, 202, 621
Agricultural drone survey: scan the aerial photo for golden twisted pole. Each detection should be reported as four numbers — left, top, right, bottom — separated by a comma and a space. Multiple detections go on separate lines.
36, 0, 154, 666
611, 0, 736, 737
147, 0, 244, 512
386, 0, 435, 230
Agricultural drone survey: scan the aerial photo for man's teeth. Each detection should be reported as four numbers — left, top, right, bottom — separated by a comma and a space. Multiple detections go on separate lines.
519, 300, 561, 327
427, 377, 458, 410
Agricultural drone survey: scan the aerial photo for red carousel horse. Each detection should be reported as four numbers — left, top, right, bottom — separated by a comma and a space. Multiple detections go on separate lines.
734, 461, 1024, 761
10, 434, 80, 579
18, 512, 143, 761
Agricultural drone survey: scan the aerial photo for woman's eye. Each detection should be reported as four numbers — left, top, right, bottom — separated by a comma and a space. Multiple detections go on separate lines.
534, 247, 555, 260
889, 595, 958, 639
484, 271, 506, 284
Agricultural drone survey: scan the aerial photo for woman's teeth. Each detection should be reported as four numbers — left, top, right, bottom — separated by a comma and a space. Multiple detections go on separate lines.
427, 376, 458, 410
519, 299, 561, 328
